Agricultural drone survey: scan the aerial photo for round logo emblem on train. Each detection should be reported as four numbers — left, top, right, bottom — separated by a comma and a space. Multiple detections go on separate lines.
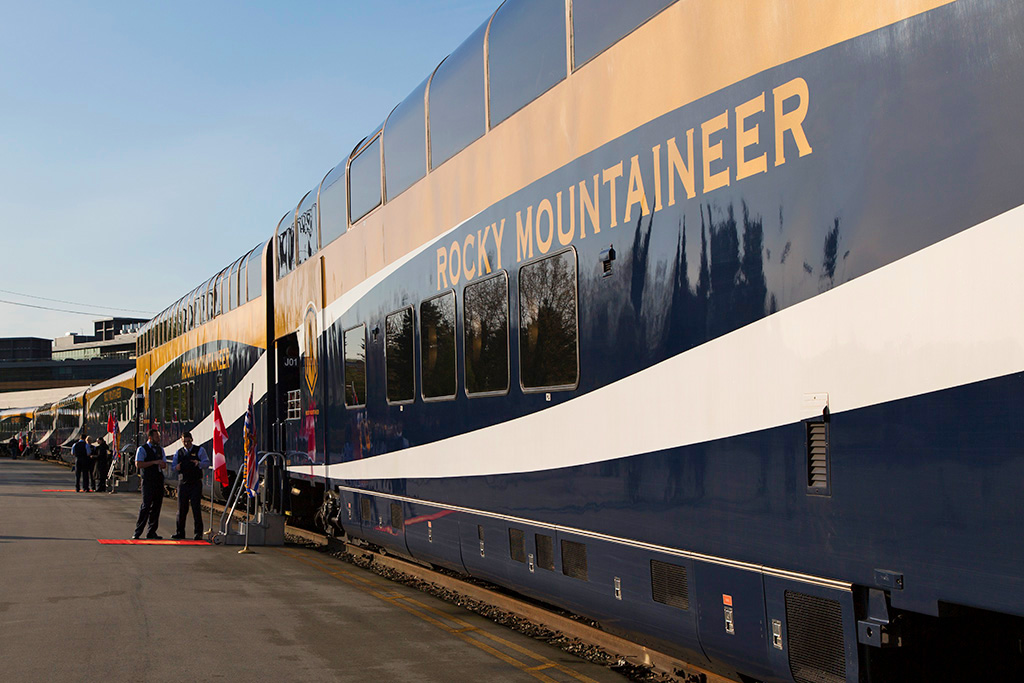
303, 304, 318, 396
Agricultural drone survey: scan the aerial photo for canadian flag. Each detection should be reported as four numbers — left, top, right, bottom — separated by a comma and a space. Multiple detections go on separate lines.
212, 398, 229, 486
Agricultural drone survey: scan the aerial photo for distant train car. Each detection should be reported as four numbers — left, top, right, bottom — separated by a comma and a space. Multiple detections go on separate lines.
125, 0, 1024, 680
0, 408, 32, 455
31, 403, 57, 455
83, 369, 136, 451
52, 391, 86, 459
134, 240, 272, 488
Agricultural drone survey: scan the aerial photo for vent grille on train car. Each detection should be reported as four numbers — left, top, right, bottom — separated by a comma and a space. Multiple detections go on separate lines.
561, 540, 588, 581
785, 591, 846, 683
535, 534, 555, 570
807, 421, 829, 492
361, 496, 371, 523
650, 560, 689, 610
390, 502, 403, 530
509, 528, 526, 563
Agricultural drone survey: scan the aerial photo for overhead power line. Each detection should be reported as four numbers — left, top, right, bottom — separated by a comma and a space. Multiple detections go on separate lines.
0, 288, 155, 316
0, 298, 146, 318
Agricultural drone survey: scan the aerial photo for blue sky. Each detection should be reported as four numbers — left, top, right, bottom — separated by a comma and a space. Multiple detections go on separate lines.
0, 1, 497, 339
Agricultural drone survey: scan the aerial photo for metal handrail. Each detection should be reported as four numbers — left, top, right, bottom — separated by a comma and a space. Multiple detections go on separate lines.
217, 451, 281, 536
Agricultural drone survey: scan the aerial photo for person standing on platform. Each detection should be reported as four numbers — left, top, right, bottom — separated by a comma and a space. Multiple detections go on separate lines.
72, 432, 93, 492
171, 432, 209, 540
133, 429, 166, 539
93, 437, 111, 492
8, 436, 18, 459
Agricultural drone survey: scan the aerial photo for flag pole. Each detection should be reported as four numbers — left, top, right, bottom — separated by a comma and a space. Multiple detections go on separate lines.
206, 392, 217, 538
239, 489, 254, 554
239, 385, 255, 554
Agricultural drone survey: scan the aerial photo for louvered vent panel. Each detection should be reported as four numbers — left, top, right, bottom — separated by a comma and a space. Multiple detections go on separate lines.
509, 528, 526, 563
478, 525, 485, 541
785, 591, 847, 683
390, 502, 403, 530
650, 560, 689, 609
535, 534, 554, 570
807, 422, 829, 490
561, 540, 588, 581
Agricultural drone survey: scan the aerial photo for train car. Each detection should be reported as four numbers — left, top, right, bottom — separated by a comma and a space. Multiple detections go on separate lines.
265, 0, 1024, 681
52, 391, 86, 459
31, 403, 57, 455
0, 408, 33, 455
134, 240, 272, 488
83, 369, 136, 451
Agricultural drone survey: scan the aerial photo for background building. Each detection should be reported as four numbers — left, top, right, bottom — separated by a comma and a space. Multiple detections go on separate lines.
0, 317, 146, 393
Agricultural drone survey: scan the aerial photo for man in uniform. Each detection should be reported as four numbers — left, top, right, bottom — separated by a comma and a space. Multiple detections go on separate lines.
92, 437, 111, 492
171, 431, 209, 540
72, 432, 93, 492
133, 428, 167, 539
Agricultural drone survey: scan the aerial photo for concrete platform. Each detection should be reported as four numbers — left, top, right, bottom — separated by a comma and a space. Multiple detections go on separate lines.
0, 458, 628, 682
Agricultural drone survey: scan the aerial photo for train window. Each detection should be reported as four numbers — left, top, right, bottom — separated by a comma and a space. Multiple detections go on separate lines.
207, 279, 217, 321
170, 385, 179, 422
519, 249, 578, 390
429, 20, 487, 168
246, 245, 263, 302
319, 163, 347, 247
219, 271, 228, 317
385, 307, 414, 404
572, 0, 674, 69
276, 211, 295, 280
344, 324, 367, 408
228, 259, 240, 312
153, 389, 161, 423
420, 291, 457, 400
286, 390, 301, 420
349, 134, 382, 224
464, 272, 509, 395
296, 189, 318, 265
487, 0, 566, 127
383, 78, 428, 201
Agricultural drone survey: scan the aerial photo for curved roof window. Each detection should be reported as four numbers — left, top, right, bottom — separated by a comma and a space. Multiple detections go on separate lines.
349, 132, 382, 224
384, 77, 428, 201
572, 0, 674, 68
488, 0, 566, 127
429, 20, 488, 168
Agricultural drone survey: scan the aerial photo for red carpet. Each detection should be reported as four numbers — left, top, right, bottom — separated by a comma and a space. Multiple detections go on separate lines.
98, 539, 210, 545
42, 489, 79, 492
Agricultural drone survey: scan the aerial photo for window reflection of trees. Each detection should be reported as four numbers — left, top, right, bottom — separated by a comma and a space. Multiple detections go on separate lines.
421, 292, 456, 398
344, 325, 366, 407
385, 308, 414, 402
519, 250, 578, 389
464, 273, 509, 394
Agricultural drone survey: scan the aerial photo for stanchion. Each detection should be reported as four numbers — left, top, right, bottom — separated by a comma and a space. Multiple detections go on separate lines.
238, 493, 254, 554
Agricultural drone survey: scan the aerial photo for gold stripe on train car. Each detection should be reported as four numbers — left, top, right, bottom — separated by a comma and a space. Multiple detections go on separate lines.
297, 0, 953, 318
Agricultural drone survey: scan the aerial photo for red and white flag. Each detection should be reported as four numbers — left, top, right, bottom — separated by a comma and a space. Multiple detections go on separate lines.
212, 398, 229, 486
107, 412, 115, 436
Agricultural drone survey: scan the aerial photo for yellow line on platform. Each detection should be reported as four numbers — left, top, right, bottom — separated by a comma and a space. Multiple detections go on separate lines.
275, 547, 603, 683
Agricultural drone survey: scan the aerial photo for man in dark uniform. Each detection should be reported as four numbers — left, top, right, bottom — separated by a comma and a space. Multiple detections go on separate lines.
171, 431, 209, 540
92, 438, 111, 492
133, 429, 167, 539
72, 432, 93, 492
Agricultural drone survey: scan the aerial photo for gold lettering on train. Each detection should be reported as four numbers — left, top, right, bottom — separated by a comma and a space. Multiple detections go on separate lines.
624, 154, 650, 223
702, 111, 730, 194
434, 76, 813, 289
736, 92, 767, 180
181, 348, 230, 380
773, 77, 813, 166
